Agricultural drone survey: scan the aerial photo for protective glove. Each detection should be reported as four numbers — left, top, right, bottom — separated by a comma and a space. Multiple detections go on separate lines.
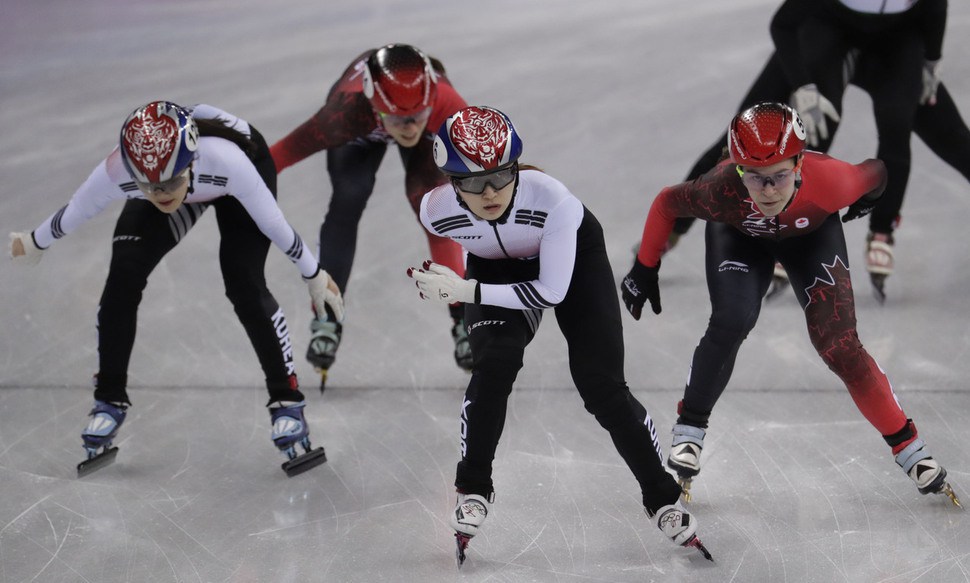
920, 59, 941, 106
621, 259, 661, 320
842, 193, 882, 223
9, 232, 45, 265
304, 268, 344, 322
407, 261, 478, 304
790, 83, 841, 147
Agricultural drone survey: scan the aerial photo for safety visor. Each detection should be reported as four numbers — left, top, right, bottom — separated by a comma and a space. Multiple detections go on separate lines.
379, 107, 432, 128
451, 164, 518, 195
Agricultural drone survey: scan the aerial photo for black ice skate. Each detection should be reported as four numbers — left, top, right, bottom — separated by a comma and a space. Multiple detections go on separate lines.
667, 424, 706, 502
77, 400, 127, 477
270, 401, 327, 477
649, 503, 714, 562
306, 318, 342, 393
451, 493, 491, 568
896, 439, 963, 509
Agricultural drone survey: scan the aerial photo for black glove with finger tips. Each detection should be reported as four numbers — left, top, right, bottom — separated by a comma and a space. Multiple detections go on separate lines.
842, 193, 881, 223
621, 259, 661, 320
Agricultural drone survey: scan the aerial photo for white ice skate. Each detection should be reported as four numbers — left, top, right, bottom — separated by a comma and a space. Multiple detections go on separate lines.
866, 232, 894, 303
895, 438, 962, 508
667, 424, 706, 502
451, 493, 491, 568
649, 502, 713, 561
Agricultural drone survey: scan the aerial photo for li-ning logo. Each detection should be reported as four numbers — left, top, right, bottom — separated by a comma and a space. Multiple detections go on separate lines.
718, 260, 749, 273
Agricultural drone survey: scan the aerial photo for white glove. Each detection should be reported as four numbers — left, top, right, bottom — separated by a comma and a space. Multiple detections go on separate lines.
304, 268, 344, 322
9, 232, 45, 265
920, 59, 941, 106
407, 261, 478, 304
790, 83, 841, 147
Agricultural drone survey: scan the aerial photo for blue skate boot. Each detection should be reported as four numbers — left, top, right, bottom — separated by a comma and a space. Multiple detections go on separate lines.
77, 400, 127, 477
269, 400, 327, 477
307, 318, 342, 393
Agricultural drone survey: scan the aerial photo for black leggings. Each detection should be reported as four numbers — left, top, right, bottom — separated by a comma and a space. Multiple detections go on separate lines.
456, 209, 682, 513
94, 128, 304, 405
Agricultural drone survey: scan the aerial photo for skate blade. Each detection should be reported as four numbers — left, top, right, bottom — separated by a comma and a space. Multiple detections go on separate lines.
314, 367, 329, 394
941, 483, 964, 509
684, 535, 714, 562
764, 275, 788, 302
678, 477, 694, 503
77, 446, 119, 478
455, 533, 471, 569
870, 274, 887, 304
281, 447, 327, 477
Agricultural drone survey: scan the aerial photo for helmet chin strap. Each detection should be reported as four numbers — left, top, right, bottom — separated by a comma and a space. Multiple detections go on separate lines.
187, 165, 196, 195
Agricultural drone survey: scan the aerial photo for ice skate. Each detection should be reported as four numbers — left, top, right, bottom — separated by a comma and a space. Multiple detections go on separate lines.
895, 439, 962, 508
77, 400, 127, 477
667, 423, 706, 502
450, 493, 491, 568
452, 319, 473, 372
269, 400, 327, 477
765, 261, 789, 301
866, 232, 894, 304
306, 318, 342, 393
648, 502, 714, 561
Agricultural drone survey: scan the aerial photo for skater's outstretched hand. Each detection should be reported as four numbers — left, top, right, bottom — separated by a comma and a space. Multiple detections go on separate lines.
790, 83, 840, 147
305, 268, 344, 322
407, 261, 478, 304
8, 232, 44, 265
621, 259, 661, 320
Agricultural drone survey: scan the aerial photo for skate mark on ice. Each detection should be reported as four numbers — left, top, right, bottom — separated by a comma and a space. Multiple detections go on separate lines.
29, 512, 77, 582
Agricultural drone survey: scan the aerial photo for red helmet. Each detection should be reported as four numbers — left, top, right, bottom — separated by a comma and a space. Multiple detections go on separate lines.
727, 102, 806, 167
362, 44, 438, 116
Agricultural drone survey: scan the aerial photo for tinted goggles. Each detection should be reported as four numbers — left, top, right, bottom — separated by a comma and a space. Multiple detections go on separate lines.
136, 170, 190, 194
379, 107, 432, 128
451, 165, 518, 195
736, 165, 796, 190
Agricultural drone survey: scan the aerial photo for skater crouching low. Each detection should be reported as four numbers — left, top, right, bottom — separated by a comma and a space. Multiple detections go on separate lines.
8, 101, 343, 477
407, 106, 714, 567
621, 102, 960, 508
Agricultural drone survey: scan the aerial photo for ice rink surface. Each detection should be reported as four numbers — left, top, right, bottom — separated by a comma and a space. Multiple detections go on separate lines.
2, 0, 970, 581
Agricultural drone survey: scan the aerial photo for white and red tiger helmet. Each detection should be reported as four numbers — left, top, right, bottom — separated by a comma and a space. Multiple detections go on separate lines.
433, 106, 523, 177
119, 101, 199, 183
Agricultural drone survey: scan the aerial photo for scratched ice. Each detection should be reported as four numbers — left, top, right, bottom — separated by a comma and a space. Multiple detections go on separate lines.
1, 0, 970, 581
